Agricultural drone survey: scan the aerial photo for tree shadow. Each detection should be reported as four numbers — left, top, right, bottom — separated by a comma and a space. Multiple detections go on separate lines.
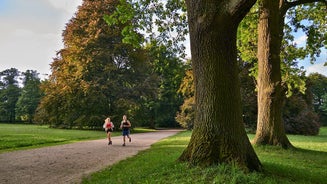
261, 148, 326, 184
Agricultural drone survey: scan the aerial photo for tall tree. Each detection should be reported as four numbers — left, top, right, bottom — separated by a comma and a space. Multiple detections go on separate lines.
0, 68, 21, 122
112, 0, 261, 169
123, 42, 186, 128
35, 0, 156, 128
176, 62, 258, 130
15, 70, 42, 123
104, 0, 190, 128
253, 0, 326, 148
148, 43, 185, 127
307, 73, 327, 125
178, 0, 261, 171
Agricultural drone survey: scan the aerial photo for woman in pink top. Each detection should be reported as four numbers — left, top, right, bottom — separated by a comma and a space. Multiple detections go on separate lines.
103, 117, 114, 145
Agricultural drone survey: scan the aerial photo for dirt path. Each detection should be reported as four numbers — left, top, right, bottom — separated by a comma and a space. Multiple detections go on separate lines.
0, 129, 182, 184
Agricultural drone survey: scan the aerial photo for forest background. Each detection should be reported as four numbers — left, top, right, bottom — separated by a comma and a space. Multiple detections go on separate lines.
0, 0, 326, 137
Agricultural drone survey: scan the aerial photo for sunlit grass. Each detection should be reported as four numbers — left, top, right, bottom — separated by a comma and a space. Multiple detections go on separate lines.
1, 123, 325, 183
83, 127, 327, 184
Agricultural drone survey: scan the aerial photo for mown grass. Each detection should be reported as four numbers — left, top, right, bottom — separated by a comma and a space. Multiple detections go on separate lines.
0, 123, 154, 153
83, 127, 327, 184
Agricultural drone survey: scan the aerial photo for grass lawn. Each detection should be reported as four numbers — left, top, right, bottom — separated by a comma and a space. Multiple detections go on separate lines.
0, 123, 154, 153
83, 127, 327, 184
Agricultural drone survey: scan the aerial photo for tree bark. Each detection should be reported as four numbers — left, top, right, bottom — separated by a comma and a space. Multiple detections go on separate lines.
179, 0, 261, 171
253, 0, 293, 148
254, 0, 324, 148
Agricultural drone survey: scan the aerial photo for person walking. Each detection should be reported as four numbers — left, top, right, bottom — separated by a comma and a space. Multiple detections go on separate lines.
103, 117, 114, 145
120, 115, 132, 146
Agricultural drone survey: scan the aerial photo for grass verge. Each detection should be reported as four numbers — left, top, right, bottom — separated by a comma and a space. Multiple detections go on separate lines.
83, 127, 327, 184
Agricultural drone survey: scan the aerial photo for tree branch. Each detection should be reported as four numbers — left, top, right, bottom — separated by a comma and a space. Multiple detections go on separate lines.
230, 0, 257, 22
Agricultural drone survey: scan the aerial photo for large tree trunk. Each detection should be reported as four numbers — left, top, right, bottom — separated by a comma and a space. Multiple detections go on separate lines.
253, 0, 292, 148
179, 0, 261, 171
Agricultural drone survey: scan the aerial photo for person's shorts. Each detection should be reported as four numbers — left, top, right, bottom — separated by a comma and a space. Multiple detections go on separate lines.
122, 130, 130, 136
106, 128, 113, 133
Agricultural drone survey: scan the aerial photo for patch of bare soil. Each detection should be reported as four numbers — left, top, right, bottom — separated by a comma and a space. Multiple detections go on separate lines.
0, 129, 181, 184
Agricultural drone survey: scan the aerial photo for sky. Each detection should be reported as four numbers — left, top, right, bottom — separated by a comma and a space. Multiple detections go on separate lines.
0, 0, 326, 80
0, 0, 83, 79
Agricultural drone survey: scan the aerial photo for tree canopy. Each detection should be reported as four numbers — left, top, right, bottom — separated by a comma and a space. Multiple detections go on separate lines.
0, 68, 42, 122
34, 0, 185, 129
35, 0, 147, 127
0, 68, 21, 122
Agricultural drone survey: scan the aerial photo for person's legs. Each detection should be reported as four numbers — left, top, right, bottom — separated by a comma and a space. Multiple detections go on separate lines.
122, 130, 126, 146
108, 132, 112, 145
122, 135, 126, 146
127, 132, 131, 142
106, 131, 112, 145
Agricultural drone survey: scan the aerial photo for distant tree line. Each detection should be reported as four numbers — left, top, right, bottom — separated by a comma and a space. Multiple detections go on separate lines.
2, 65, 325, 134
0, 68, 42, 123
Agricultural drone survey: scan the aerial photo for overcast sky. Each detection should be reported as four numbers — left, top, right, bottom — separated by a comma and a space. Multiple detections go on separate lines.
0, 0, 83, 79
0, 0, 326, 80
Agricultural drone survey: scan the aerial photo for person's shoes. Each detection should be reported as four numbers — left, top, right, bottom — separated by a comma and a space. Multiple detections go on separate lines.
109, 141, 112, 145
108, 142, 110, 145
122, 143, 126, 146
129, 137, 131, 142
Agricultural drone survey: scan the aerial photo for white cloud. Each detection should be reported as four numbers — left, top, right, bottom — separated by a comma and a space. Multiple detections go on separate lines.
293, 35, 307, 47
306, 62, 327, 76
0, 29, 60, 76
47, 0, 82, 14
0, 0, 82, 79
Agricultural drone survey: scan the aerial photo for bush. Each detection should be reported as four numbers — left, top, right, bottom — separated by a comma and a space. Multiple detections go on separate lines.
284, 110, 320, 135
283, 93, 320, 135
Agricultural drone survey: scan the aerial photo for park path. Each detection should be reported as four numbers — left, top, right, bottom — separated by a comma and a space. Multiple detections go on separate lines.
0, 129, 182, 184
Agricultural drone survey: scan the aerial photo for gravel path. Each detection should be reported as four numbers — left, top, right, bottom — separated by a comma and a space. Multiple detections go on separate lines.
0, 129, 182, 184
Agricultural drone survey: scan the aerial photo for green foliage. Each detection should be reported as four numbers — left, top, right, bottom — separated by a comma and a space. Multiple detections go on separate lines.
103, 0, 142, 48
135, 43, 186, 128
83, 129, 327, 184
35, 0, 158, 128
176, 66, 320, 135
287, 2, 326, 63
237, 4, 259, 75
307, 73, 327, 105
15, 70, 42, 122
0, 68, 21, 122
307, 73, 327, 125
283, 90, 320, 135
0, 68, 20, 86
35, 0, 185, 129
278, 2, 325, 97
238, 2, 325, 97
320, 93, 327, 113
175, 68, 194, 129
104, 0, 188, 57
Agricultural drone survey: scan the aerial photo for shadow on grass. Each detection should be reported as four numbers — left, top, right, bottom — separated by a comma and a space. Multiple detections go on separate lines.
261, 147, 327, 184
294, 147, 327, 155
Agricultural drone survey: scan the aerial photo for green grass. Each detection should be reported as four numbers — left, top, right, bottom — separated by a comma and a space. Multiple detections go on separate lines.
0, 123, 154, 153
83, 127, 327, 184
1, 123, 326, 183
